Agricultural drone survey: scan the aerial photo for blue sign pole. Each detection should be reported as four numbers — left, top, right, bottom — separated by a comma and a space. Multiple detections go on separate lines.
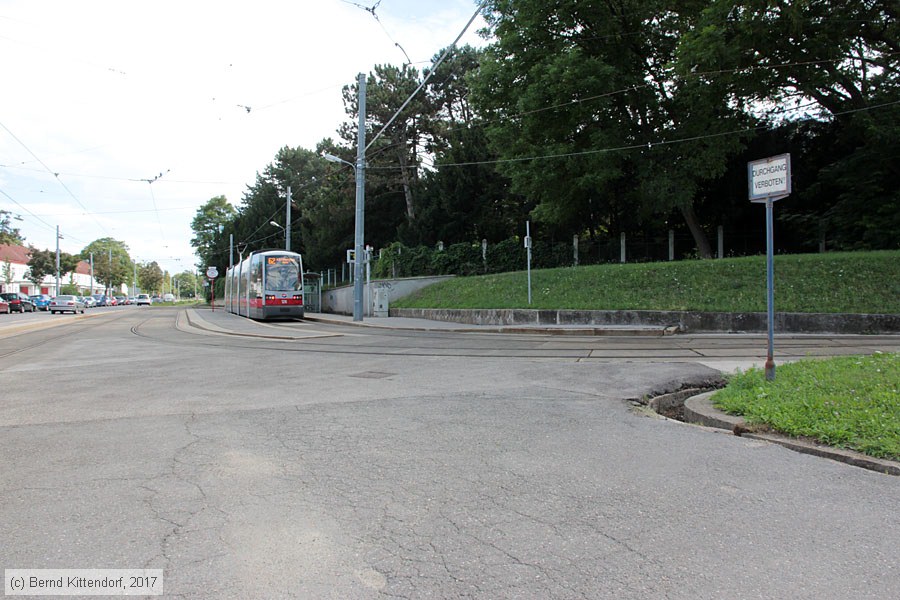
748, 153, 791, 382
765, 198, 775, 381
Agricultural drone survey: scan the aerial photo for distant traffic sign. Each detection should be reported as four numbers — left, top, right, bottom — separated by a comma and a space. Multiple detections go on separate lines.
206, 267, 218, 279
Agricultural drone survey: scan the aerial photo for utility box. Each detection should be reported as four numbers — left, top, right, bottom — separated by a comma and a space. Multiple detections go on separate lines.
373, 288, 390, 317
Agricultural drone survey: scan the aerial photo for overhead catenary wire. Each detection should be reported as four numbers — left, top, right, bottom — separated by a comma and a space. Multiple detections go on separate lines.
0, 119, 112, 238
365, 2, 484, 152
0, 187, 91, 247
364, 99, 900, 171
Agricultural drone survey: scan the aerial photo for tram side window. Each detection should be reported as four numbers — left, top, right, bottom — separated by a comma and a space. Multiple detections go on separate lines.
250, 257, 263, 297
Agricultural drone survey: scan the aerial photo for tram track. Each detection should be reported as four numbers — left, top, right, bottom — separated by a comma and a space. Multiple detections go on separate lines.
0, 312, 136, 363
124, 309, 900, 362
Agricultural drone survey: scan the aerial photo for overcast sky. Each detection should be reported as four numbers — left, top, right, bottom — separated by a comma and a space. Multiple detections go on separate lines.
0, 0, 486, 275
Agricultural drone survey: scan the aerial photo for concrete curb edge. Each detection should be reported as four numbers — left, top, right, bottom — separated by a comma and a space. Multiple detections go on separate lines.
683, 391, 899, 476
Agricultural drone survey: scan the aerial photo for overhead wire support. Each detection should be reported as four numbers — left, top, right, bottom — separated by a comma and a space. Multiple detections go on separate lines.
143, 169, 170, 247
365, 2, 484, 152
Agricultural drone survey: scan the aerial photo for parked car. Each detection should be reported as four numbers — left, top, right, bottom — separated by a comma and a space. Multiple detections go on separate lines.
0, 297, 9, 314
115, 295, 127, 306
107, 296, 118, 306
0, 292, 35, 312
163, 293, 175, 302
81, 296, 97, 308
49, 295, 85, 314
29, 294, 52, 311
91, 294, 110, 307
135, 293, 152, 306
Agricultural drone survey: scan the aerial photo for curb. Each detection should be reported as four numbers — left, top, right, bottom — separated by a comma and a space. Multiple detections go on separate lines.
683, 391, 900, 476
304, 314, 673, 336
391, 308, 900, 334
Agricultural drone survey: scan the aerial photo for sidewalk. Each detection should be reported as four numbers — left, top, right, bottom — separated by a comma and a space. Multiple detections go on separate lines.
184, 306, 674, 337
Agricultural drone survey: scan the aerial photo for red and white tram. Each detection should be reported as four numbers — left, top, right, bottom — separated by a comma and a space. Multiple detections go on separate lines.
224, 250, 305, 320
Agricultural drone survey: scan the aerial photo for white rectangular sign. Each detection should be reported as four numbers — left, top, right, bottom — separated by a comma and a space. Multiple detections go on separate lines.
748, 153, 791, 201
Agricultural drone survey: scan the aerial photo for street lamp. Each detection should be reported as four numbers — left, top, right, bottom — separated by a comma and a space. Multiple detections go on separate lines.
269, 221, 286, 249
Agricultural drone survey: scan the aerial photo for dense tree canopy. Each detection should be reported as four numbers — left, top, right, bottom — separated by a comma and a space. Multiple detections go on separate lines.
80, 238, 131, 291
193, 2, 897, 274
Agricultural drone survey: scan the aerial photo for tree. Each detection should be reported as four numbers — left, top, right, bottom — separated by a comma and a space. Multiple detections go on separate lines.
2, 260, 12, 291
0, 210, 25, 245
191, 196, 236, 271
138, 262, 164, 294
472, 0, 750, 256
676, 0, 900, 251
80, 238, 131, 292
25, 247, 49, 289
26, 246, 80, 289
340, 65, 429, 227
173, 270, 198, 298
414, 125, 525, 245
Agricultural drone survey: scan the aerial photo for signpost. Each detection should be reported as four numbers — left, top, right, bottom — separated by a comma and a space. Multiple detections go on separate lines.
524, 221, 533, 305
748, 154, 791, 381
206, 266, 218, 312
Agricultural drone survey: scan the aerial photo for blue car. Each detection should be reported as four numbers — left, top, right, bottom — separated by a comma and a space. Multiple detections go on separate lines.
29, 294, 52, 311
91, 294, 110, 307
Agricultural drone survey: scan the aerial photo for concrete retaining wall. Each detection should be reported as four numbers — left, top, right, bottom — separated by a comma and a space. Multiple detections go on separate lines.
322, 276, 454, 315
391, 308, 900, 334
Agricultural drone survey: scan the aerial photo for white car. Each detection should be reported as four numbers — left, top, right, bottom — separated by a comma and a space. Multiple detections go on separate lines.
135, 294, 152, 306
163, 293, 175, 302
49, 295, 85, 314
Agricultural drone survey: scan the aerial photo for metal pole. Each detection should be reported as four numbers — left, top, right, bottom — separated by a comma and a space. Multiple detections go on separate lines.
526, 221, 532, 305
55, 225, 60, 296
365, 247, 371, 316
353, 72, 367, 322
765, 198, 776, 381
108, 247, 112, 296
668, 230, 675, 261
90, 253, 94, 294
286, 186, 292, 252
133, 260, 137, 295
229, 234, 234, 269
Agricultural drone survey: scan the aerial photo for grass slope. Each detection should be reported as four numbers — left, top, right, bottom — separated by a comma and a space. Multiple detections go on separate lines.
394, 251, 900, 314
713, 353, 900, 460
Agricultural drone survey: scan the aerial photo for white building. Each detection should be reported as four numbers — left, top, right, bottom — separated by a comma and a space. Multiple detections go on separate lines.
0, 243, 122, 296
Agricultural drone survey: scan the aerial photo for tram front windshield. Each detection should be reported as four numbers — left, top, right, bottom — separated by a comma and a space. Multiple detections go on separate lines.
265, 257, 301, 291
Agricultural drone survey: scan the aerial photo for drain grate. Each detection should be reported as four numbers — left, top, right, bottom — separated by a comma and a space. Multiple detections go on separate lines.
349, 371, 397, 379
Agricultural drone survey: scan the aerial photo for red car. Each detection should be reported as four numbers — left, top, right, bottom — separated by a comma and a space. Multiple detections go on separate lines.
0, 296, 9, 314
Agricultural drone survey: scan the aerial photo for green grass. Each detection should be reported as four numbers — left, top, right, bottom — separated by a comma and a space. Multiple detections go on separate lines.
393, 250, 900, 313
712, 353, 900, 460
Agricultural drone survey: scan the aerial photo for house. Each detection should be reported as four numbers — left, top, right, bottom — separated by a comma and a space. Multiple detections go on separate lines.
0, 243, 114, 296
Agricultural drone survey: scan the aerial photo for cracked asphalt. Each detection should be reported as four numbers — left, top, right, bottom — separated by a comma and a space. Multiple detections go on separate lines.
1, 309, 898, 599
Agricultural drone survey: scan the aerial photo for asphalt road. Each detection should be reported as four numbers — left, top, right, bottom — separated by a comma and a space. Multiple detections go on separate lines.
1, 308, 898, 599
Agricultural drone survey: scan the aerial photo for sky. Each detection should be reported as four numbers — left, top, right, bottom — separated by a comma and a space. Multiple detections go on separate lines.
0, 0, 487, 276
